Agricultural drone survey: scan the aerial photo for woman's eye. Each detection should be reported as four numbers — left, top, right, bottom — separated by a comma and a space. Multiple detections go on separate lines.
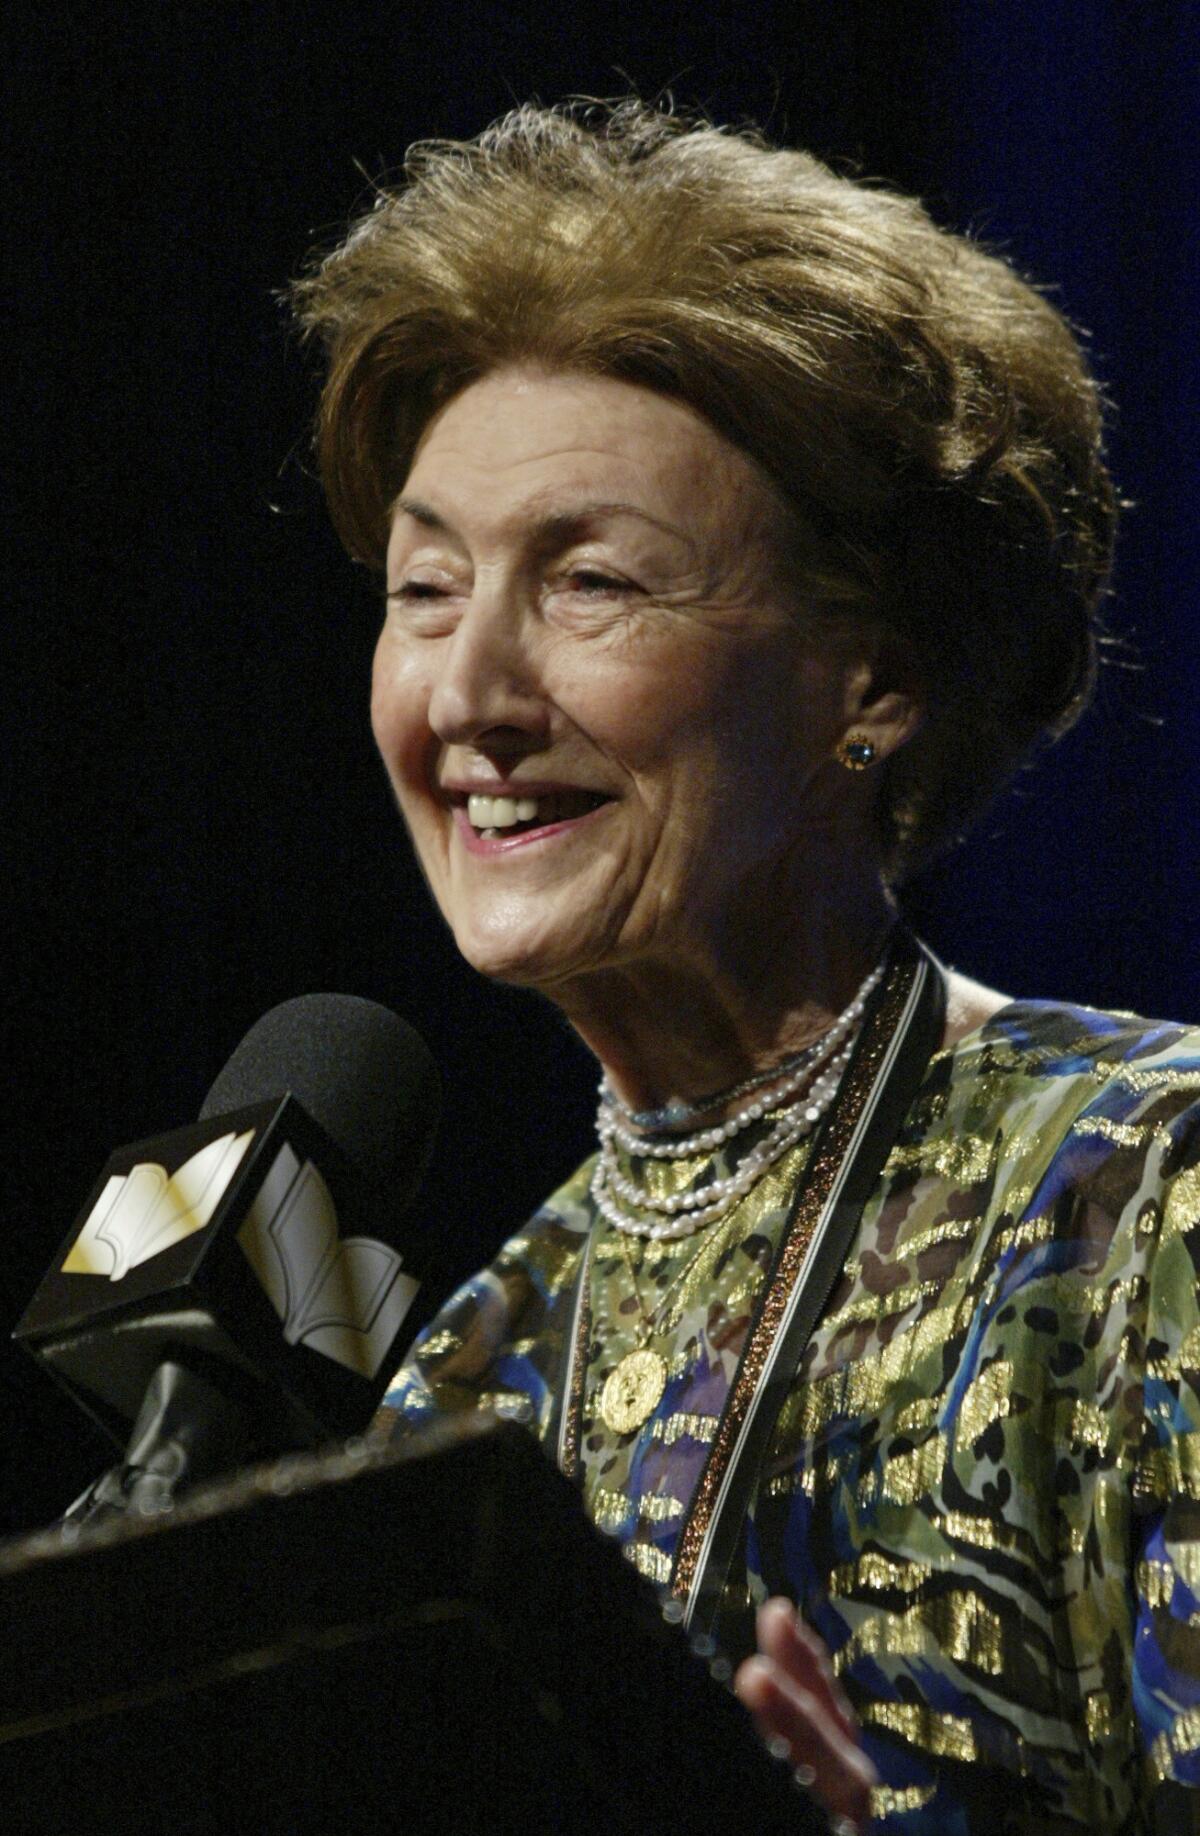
561, 570, 632, 596
386, 581, 445, 601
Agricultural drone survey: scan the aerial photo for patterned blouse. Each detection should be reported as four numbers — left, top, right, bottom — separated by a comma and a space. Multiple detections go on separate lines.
381, 1000, 1200, 1833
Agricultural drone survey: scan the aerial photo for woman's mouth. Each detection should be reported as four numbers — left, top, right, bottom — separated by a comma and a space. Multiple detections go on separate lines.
454, 788, 612, 850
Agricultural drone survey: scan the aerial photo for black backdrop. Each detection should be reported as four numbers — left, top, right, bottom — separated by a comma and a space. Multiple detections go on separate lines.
4, 2, 1197, 1531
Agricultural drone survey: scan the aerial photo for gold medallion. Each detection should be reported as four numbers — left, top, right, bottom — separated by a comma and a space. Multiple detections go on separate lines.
600, 1347, 668, 1434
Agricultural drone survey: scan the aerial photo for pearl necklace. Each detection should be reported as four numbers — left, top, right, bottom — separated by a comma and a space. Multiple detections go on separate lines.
606, 1034, 830, 1134
591, 957, 886, 1240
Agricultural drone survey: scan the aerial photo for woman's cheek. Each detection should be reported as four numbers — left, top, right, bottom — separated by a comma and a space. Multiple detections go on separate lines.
371, 637, 431, 782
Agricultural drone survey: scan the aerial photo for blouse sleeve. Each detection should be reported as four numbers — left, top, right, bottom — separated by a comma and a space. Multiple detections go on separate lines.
380, 1264, 534, 1428
375, 1193, 590, 1446
1131, 1108, 1200, 1794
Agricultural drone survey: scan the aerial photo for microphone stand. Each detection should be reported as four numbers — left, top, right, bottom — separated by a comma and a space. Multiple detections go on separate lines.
62, 1358, 258, 1526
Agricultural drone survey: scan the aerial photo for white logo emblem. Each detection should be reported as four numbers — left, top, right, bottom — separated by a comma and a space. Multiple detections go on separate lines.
62, 1132, 256, 1281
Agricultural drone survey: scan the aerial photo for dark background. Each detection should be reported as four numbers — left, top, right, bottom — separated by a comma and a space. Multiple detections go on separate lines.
3, 2, 1197, 1530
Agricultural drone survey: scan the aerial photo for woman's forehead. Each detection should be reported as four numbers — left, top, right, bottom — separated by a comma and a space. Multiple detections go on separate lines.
396, 365, 784, 550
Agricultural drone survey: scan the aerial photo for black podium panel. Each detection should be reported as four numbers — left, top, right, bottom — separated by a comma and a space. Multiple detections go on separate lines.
0, 1416, 822, 1835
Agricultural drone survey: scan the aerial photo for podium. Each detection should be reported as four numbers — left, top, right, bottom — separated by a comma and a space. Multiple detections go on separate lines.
0, 1415, 824, 1834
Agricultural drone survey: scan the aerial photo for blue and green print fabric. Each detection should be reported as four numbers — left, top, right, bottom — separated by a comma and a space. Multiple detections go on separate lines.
382, 1001, 1200, 1833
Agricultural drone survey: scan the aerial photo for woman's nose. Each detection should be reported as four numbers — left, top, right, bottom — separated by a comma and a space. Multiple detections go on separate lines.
426, 598, 551, 749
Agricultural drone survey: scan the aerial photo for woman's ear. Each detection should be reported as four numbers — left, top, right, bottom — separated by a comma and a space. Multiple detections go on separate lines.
837, 655, 925, 766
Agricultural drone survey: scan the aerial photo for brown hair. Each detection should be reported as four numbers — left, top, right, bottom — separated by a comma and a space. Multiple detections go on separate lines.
291, 98, 1116, 880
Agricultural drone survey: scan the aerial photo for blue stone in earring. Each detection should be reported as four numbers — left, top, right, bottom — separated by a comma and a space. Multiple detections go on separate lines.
838, 732, 877, 771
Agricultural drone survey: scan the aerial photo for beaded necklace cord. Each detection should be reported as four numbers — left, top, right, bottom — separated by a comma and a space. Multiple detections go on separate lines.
608, 1032, 830, 1134
609, 1197, 751, 1347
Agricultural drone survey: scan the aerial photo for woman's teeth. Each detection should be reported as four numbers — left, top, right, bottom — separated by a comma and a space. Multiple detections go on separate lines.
465, 791, 603, 837
467, 794, 540, 831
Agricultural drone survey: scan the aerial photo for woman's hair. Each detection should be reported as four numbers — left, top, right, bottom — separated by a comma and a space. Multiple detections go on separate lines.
291, 98, 1116, 880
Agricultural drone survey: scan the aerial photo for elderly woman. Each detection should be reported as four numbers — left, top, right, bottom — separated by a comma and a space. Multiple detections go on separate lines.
293, 101, 1200, 1833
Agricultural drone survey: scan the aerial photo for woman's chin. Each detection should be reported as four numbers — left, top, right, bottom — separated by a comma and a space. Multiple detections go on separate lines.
450, 918, 593, 991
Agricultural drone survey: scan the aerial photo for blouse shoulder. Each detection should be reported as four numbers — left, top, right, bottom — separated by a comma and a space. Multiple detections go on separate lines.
949, 995, 1200, 1068
900, 999, 1200, 1235
928, 997, 1200, 1134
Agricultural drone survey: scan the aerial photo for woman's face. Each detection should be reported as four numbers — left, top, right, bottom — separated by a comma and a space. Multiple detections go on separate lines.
373, 365, 866, 991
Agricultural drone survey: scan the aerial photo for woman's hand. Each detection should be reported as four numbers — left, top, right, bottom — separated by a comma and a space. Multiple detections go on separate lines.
734, 1597, 876, 1833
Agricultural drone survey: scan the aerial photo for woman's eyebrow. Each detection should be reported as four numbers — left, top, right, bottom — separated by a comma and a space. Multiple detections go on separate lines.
392, 495, 446, 530
391, 494, 696, 552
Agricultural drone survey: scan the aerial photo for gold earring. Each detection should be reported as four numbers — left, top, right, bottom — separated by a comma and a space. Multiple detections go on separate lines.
837, 732, 877, 771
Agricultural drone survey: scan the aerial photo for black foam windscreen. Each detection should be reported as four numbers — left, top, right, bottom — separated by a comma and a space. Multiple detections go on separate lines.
199, 994, 440, 1214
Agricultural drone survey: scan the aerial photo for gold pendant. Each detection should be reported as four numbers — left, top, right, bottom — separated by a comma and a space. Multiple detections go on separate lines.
600, 1347, 668, 1434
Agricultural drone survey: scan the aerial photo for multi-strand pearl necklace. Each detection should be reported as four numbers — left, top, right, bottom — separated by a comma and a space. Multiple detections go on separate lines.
590, 955, 886, 1240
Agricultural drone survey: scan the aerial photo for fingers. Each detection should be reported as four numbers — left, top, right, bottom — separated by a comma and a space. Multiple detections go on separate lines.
733, 1600, 876, 1830
755, 1597, 860, 1745
734, 1652, 875, 1824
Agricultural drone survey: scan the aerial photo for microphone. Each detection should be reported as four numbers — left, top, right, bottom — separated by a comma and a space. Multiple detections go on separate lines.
14, 994, 441, 1519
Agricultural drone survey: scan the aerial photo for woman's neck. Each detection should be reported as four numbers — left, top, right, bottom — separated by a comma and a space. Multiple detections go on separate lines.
548, 878, 897, 1116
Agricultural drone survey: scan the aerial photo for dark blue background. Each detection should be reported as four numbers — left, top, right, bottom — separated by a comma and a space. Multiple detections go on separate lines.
4, 2, 1196, 1527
